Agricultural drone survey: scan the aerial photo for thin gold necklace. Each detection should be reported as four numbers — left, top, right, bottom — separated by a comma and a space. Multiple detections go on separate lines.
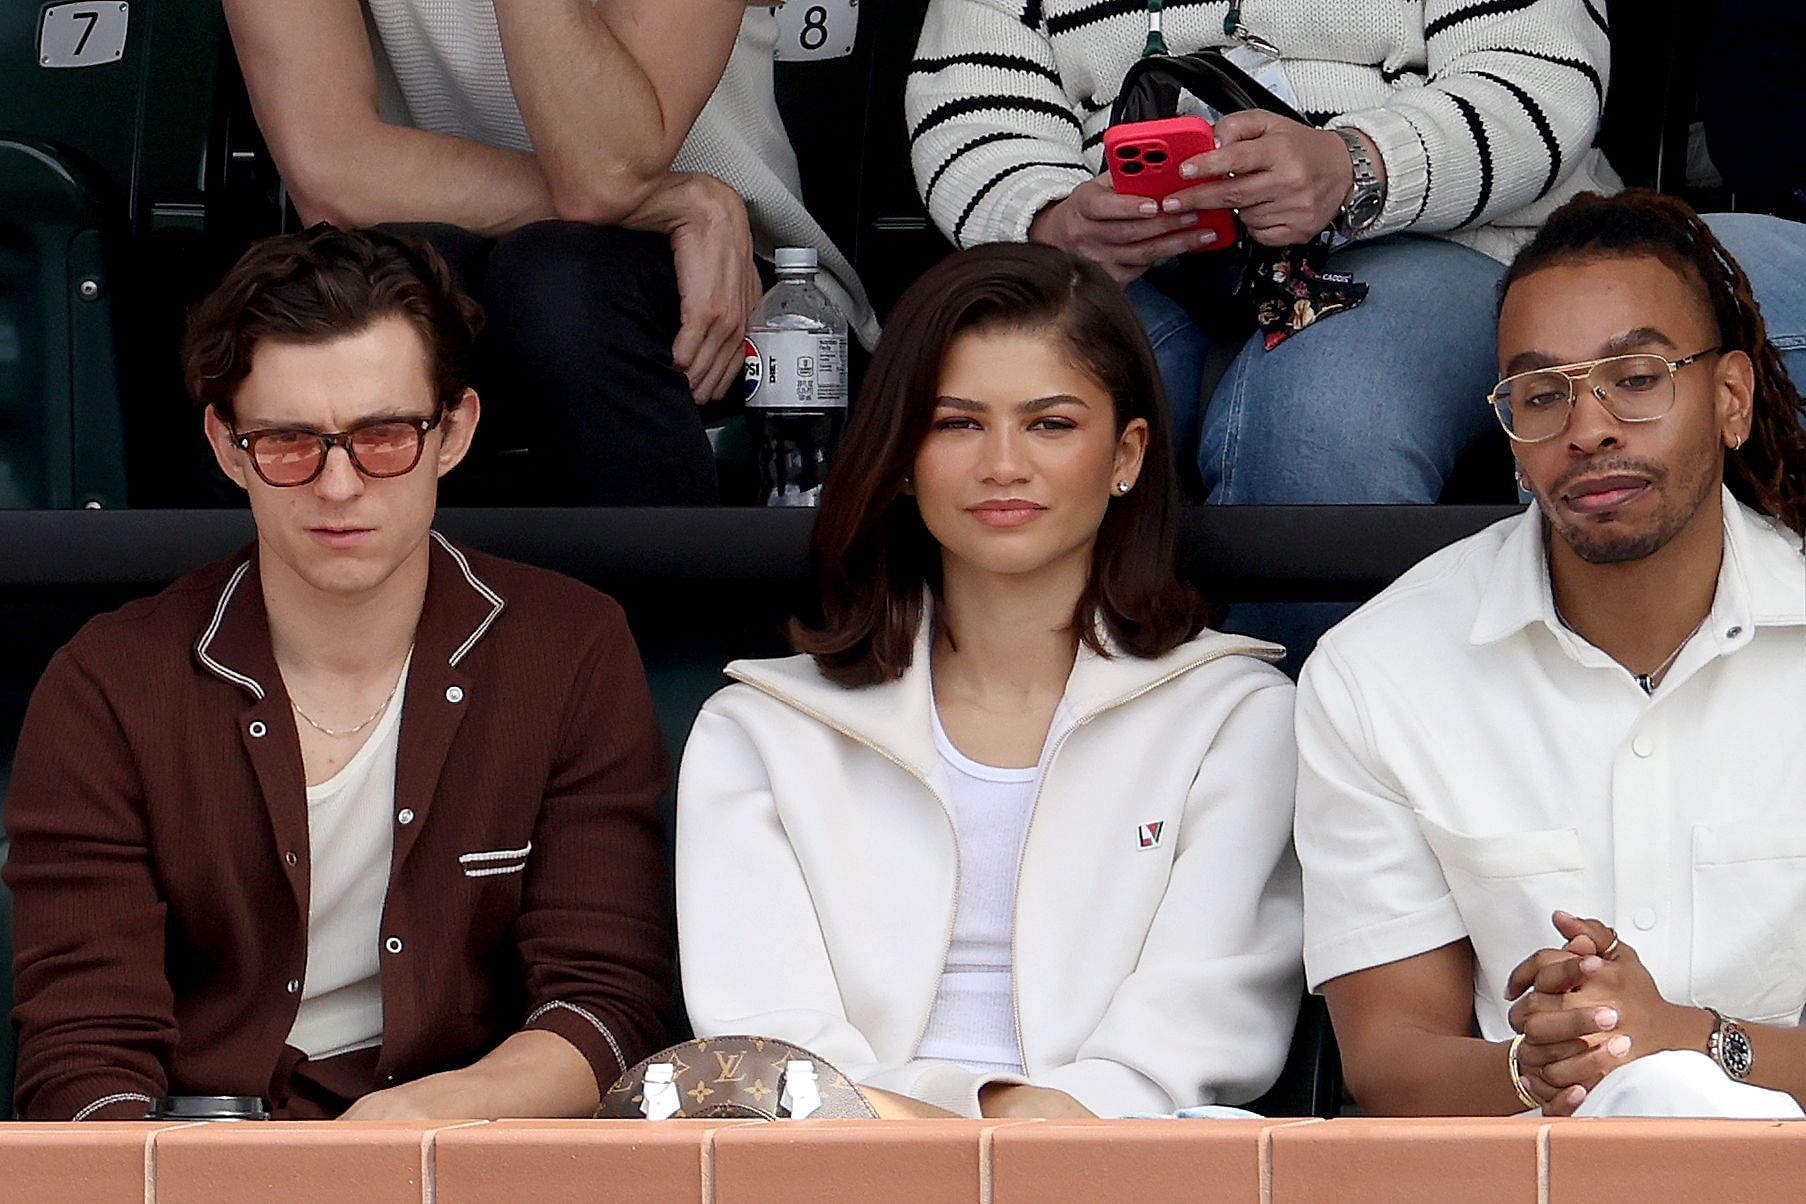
290, 654, 410, 739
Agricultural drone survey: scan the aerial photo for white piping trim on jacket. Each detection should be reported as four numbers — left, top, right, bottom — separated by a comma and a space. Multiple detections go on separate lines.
72, 1091, 154, 1122
430, 531, 506, 667
195, 561, 266, 700
463, 862, 528, 879
527, 1000, 627, 1075
458, 843, 532, 864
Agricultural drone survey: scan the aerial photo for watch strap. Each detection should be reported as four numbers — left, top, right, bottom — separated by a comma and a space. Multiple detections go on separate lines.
1707, 1008, 1755, 1081
1333, 128, 1383, 236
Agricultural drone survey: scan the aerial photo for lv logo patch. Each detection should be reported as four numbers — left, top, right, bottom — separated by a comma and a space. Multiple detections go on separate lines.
714, 1051, 748, 1083
1137, 821, 1165, 850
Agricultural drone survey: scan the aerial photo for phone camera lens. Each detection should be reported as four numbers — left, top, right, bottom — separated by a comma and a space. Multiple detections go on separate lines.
1120, 160, 1145, 175
1116, 145, 1141, 160
1143, 149, 1168, 164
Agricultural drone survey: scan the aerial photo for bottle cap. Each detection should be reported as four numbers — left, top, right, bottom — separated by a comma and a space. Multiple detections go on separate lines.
774, 247, 818, 271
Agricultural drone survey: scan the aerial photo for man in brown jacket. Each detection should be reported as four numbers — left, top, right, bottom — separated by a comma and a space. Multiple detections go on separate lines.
3, 226, 671, 1120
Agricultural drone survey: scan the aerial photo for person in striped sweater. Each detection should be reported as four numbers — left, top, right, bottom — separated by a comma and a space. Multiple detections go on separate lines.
905, 1, 1805, 528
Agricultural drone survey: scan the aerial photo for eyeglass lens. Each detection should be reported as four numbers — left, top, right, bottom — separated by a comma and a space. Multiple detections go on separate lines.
1494, 354, 1675, 441
249, 421, 426, 486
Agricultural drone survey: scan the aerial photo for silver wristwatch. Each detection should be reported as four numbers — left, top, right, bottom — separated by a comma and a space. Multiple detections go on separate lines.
1707, 1009, 1755, 1081
1333, 128, 1385, 238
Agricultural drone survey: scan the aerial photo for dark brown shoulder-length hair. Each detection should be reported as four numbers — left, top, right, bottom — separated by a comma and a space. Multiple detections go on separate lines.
793, 241, 1209, 686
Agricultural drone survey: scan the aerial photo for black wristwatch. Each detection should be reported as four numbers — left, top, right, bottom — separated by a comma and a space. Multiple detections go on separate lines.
1707, 1009, 1755, 1081
1333, 128, 1385, 238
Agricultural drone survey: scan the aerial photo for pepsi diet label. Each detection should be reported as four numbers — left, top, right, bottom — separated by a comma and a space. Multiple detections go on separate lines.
743, 331, 847, 408
742, 336, 764, 402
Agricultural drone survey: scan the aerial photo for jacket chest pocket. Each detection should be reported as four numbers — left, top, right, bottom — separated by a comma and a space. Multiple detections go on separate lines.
1419, 818, 1591, 1017
459, 841, 532, 880
457, 842, 530, 939
1690, 820, 1806, 1025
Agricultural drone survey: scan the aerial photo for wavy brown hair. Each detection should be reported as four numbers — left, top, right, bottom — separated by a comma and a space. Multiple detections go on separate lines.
1503, 189, 1806, 536
793, 242, 1209, 686
182, 223, 483, 423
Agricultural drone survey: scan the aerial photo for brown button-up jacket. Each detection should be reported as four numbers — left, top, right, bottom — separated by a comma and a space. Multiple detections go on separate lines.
4, 534, 672, 1120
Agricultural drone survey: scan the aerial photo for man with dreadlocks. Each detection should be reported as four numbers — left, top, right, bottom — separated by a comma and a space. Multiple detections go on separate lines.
1293, 189, 1806, 1119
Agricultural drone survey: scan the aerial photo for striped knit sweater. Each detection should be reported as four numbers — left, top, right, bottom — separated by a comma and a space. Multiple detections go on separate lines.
906, 0, 1623, 262
364, 1, 879, 348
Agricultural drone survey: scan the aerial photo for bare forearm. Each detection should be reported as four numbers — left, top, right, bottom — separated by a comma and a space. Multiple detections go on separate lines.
341, 1029, 602, 1121
492, 0, 741, 224
226, 0, 555, 237
1343, 1028, 1529, 1116
288, 122, 556, 237
457, 1029, 601, 1118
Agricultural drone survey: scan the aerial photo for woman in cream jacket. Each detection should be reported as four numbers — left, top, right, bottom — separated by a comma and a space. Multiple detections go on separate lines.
676, 243, 1302, 1119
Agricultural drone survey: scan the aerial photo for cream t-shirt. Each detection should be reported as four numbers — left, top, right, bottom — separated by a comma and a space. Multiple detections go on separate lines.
285, 671, 408, 1060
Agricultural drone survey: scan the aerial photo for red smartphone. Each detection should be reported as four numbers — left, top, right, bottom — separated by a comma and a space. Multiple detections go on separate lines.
1103, 116, 1237, 250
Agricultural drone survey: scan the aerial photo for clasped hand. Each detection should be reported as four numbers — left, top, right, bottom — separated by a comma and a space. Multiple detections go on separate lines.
1505, 910, 1699, 1116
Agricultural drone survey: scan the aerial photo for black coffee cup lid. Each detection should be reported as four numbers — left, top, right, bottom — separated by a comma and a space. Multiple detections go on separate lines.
148, 1095, 271, 1120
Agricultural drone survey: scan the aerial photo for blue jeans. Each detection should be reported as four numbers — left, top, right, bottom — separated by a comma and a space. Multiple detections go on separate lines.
1707, 213, 1806, 377
1127, 214, 1806, 664
1128, 234, 1509, 505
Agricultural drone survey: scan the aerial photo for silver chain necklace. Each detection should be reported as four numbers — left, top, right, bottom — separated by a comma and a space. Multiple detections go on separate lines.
1631, 616, 1707, 694
1554, 598, 1705, 695
290, 654, 410, 739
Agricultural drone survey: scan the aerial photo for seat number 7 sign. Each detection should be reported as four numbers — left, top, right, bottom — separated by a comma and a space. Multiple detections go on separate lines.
774, 0, 857, 61
38, 2, 130, 69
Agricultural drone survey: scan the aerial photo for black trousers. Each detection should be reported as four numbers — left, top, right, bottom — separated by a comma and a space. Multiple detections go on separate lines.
393, 221, 719, 505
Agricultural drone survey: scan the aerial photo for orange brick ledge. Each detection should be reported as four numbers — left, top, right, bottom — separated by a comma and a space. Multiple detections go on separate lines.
0, 1116, 1802, 1203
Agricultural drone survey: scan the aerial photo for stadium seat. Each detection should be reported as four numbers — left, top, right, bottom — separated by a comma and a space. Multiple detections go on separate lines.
0, 137, 125, 509
1599, 0, 1725, 194
771, 0, 951, 319
1, 2, 289, 509
1247, 994, 1341, 1118
848, 0, 952, 316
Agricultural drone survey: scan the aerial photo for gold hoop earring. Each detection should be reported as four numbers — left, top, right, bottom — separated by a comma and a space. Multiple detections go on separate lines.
1729, 433, 1745, 451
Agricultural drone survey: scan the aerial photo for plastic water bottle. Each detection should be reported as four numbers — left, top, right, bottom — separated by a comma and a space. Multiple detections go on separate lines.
743, 248, 848, 507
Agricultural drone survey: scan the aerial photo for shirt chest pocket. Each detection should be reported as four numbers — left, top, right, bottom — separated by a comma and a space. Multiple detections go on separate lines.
1419, 818, 1591, 1015
1690, 820, 1806, 1025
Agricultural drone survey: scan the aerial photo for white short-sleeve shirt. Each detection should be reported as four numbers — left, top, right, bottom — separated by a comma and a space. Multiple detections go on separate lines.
1296, 490, 1806, 1039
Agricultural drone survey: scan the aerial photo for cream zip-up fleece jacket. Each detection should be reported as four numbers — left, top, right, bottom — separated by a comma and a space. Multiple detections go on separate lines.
676, 619, 1303, 1117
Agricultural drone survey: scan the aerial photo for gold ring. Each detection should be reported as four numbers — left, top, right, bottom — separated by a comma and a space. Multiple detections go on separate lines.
1600, 933, 1620, 958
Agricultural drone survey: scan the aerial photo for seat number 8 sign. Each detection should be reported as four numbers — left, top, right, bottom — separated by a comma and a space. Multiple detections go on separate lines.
773, 0, 857, 61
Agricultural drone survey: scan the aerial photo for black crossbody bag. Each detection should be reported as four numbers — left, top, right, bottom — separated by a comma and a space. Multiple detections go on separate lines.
1110, 36, 1369, 348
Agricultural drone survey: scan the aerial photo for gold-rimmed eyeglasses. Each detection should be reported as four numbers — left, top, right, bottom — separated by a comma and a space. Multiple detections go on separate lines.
1486, 348, 1722, 444
230, 408, 444, 487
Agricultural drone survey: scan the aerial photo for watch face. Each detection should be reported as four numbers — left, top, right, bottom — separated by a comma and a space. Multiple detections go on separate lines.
1724, 1026, 1755, 1079
1348, 191, 1385, 230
